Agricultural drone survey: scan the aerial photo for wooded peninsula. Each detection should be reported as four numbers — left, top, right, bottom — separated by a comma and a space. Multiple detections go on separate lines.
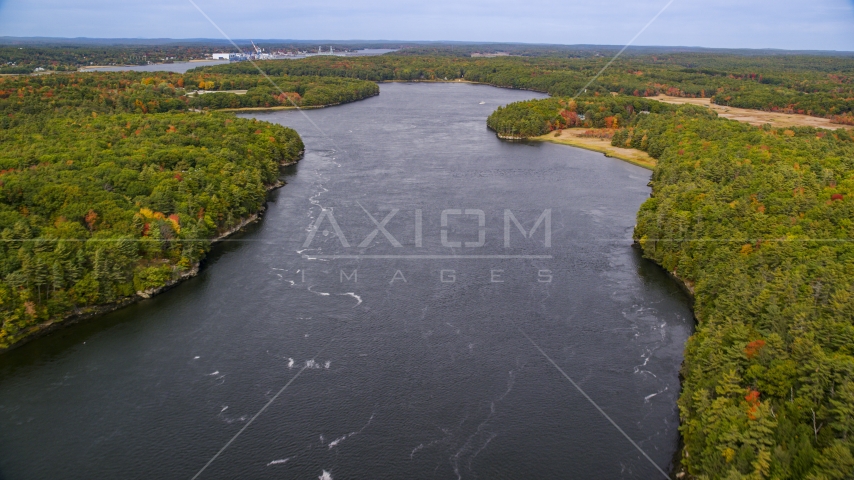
0, 70, 378, 350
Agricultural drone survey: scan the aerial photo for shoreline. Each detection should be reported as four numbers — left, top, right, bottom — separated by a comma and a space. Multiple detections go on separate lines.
501, 122, 694, 479
646, 253, 696, 480
633, 242, 698, 480
219, 91, 380, 113
219, 105, 317, 113
532, 130, 656, 170
493, 128, 657, 170
634, 246, 697, 480
379, 78, 476, 84
0, 158, 301, 355
377, 78, 548, 95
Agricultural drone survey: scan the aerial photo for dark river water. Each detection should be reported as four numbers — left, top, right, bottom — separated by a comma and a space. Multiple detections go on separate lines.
0, 83, 693, 479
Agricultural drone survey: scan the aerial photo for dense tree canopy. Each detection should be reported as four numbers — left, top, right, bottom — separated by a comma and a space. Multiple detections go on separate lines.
0, 111, 303, 349
486, 96, 679, 137
631, 111, 854, 480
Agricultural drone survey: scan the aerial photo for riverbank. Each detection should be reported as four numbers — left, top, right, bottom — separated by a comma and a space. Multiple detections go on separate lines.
531, 128, 656, 170
379, 78, 476, 84
0, 158, 300, 355
215, 92, 380, 113
379, 78, 548, 95
218, 104, 330, 113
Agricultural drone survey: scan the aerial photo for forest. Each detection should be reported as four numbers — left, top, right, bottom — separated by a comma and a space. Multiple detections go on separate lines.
486, 96, 679, 137
0, 70, 377, 349
487, 95, 854, 479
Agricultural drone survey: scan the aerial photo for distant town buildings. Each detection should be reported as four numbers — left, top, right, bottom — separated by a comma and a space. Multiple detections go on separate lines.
209, 45, 350, 63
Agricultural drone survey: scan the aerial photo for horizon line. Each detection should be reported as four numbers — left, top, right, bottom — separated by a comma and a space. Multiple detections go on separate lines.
1, 37, 853, 54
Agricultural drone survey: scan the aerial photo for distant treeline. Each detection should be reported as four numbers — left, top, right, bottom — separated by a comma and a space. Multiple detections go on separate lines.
486, 95, 854, 479
0, 43, 370, 73
0, 45, 219, 73
198, 54, 854, 123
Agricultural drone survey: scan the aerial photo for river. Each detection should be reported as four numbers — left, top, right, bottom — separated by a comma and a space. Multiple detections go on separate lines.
0, 83, 693, 479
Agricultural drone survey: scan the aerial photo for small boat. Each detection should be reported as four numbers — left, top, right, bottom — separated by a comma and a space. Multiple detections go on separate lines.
479, 101, 486, 105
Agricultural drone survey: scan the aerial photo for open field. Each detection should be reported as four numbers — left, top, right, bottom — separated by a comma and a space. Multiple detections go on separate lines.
651, 94, 853, 130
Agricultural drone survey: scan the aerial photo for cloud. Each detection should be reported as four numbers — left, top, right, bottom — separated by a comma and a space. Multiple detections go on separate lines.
0, 0, 852, 50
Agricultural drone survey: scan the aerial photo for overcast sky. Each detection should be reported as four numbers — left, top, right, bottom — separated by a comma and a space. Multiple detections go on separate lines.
1, 0, 853, 51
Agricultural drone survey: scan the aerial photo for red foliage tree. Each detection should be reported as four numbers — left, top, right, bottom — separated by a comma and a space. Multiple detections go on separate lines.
84, 210, 98, 231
